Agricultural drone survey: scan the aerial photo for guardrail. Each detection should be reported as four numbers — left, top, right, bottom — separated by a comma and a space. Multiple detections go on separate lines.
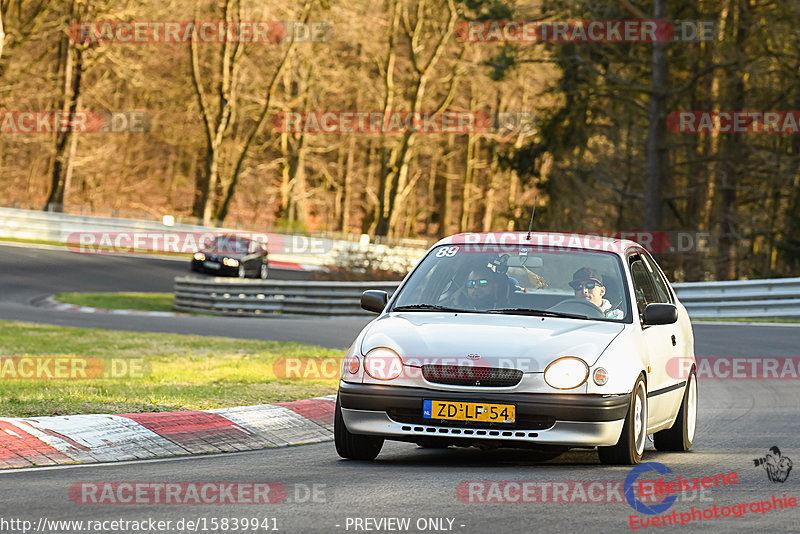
174, 277, 401, 316
673, 277, 800, 318
0, 207, 427, 272
174, 276, 800, 318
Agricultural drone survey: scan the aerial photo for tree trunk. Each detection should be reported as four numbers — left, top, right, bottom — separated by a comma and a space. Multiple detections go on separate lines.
643, 0, 668, 231
716, 0, 748, 280
460, 133, 479, 231
482, 149, 500, 231
45, 1, 83, 213
424, 147, 440, 234
341, 125, 357, 233
0, 6, 5, 62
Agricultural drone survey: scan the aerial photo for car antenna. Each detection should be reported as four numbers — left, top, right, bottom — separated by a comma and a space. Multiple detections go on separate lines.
525, 194, 537, 240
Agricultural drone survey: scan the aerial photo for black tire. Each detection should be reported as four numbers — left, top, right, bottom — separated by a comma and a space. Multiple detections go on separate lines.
334, 395, 384, 460
598, 375, 647, 465
653, 370, 697, 451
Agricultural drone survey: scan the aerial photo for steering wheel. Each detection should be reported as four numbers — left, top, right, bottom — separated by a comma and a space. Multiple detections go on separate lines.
548, 298, 605, 319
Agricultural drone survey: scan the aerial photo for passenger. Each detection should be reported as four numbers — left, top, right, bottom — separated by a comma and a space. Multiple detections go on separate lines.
569, 267, 623, 319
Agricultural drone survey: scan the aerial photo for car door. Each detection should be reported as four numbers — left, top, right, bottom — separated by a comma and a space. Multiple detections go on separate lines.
627, 251, 682, 429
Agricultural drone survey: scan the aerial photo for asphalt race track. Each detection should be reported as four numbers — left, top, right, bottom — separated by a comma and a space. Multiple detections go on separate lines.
0, 244, 371, 349
1, 243, 799, 533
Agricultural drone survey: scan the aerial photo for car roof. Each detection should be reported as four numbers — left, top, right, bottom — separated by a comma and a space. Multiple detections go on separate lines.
432, 232, 642, 255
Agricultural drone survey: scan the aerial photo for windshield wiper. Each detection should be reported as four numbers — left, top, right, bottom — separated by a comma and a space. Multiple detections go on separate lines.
486, 308, 589, 320
392, 304, 471, 313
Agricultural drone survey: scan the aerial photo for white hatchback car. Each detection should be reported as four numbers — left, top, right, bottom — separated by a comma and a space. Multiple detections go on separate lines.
335, 232, 697, 465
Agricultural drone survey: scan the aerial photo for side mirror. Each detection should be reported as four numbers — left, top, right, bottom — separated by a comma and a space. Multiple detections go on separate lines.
361, 290, 388, 313
642, 303, 678, 325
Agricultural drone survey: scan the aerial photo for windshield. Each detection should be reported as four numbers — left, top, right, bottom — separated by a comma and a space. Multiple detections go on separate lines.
202, 235, 251, 255
392, 244, 630, 322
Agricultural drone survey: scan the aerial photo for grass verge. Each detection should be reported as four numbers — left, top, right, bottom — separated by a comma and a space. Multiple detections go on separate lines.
0, 321, 342, 417
56, 292, 175, 313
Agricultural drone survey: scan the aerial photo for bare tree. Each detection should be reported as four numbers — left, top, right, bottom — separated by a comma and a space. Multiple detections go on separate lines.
45, 0, 86, 211
374, 0, 459, 237
0, 3, 5, 62
190, 0, 314, 225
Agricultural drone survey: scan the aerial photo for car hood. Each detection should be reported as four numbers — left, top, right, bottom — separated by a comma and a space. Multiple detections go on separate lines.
359, 312, 625, 372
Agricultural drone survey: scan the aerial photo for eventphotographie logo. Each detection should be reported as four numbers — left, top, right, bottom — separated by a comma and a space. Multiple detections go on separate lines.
753, 447, 793, 483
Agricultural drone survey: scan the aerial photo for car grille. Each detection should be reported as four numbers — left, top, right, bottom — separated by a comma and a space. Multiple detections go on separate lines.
386, 408, 555, 430
421, 365, 523, 387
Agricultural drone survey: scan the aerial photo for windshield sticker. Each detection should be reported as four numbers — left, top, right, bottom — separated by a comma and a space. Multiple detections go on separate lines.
435, 246, 459, 257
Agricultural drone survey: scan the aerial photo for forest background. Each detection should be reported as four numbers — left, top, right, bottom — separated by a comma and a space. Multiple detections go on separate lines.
1, 0, 799, 282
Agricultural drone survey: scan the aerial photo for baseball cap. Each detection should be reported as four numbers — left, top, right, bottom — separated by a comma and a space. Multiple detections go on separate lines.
569, 267, 604, 290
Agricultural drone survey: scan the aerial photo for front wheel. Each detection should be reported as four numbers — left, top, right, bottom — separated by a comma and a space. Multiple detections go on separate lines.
598, 375, 647, 465
653, 370, 697, 451
334, 395, 384, 460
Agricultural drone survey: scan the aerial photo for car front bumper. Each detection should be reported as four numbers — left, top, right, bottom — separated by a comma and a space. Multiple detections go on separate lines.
339, 382, 629, 447
191, 259, 239, 276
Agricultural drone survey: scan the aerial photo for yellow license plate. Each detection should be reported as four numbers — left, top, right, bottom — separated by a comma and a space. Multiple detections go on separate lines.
423, 400, 515, 423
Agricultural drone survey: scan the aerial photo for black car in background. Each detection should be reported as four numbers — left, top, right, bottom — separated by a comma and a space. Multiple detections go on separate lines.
190, 234, 269, 279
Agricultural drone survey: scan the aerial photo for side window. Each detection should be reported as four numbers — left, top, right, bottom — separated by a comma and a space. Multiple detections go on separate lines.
642, 252, 672, 303
629, 256, 659, 315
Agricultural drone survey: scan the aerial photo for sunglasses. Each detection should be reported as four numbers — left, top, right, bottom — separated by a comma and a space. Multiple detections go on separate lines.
572, 281, 601, 291
466, 279, 489, 288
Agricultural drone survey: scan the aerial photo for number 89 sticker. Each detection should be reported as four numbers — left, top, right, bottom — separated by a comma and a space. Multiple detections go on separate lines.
435, 246, 459, 258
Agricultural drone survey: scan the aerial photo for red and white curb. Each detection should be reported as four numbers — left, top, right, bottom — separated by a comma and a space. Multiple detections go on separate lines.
0, 396, 335, 469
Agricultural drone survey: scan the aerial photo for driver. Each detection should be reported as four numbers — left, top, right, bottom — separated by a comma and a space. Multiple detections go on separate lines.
465, 266, 506, 310
569, 267, 623, 319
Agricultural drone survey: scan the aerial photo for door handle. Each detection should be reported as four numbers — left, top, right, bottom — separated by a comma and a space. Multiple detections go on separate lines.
671, 335, 677, 346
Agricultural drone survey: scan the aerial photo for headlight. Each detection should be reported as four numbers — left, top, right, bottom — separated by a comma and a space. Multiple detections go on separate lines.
194, 252, 206, 261
544, 357, 589, 390
222, 257, 239, 267
363, 348, 403, 380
